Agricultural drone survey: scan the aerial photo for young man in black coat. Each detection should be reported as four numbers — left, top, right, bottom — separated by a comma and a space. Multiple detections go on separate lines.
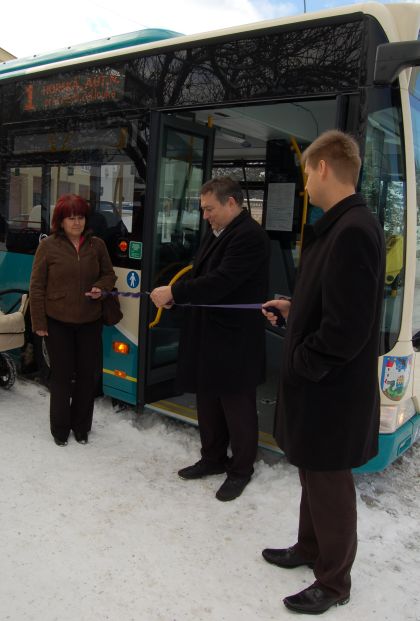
151, 177, 270, 501
262, 131, 385, 615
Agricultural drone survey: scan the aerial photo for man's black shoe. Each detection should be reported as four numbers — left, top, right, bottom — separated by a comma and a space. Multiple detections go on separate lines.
215, 475, 251, 501
283, 584, 349, 615
54, 437, 68, 447
262, 546, 315, 569
178, 459, 225, 480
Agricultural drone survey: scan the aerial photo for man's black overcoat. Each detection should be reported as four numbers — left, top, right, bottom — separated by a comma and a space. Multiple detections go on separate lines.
172, 210, 270, 394
274, 193, 385, 470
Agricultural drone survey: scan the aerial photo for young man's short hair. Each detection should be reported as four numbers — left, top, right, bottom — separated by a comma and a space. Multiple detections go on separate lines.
302, 130, 361, 187
201, 176, 244, 207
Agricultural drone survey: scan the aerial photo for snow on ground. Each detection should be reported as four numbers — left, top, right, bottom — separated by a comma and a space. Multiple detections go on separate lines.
0, 379, 419, 621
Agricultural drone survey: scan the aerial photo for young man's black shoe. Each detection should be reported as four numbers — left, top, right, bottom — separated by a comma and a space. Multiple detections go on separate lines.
215, 475, 251, 501
283, 584, 350, 615
178, 459, 225, 480
262, 546, 315, 569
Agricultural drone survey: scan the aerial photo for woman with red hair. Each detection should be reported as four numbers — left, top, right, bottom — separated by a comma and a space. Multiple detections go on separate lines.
30, 194, 116, 446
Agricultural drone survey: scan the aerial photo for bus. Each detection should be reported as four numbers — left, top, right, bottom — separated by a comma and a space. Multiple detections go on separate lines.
0, 2, 419, 472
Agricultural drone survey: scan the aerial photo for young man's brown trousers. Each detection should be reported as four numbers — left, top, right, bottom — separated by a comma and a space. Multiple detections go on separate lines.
295, 468, 357, 598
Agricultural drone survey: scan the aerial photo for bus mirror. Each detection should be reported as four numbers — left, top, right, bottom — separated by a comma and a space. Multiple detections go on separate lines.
374, 41, 420, 85
412, 331, 420, 352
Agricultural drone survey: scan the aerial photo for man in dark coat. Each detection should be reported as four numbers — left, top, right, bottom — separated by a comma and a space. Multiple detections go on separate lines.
262, 131, 385, 615
151, 177, 270, 501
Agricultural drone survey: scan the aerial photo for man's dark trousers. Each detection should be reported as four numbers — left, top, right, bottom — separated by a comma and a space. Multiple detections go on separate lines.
196, 389, 258, 478
295, 468, 357, 598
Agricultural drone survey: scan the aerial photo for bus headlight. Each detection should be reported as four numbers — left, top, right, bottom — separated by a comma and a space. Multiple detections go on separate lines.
380, 399, 416, 433
112, 341, 130, 355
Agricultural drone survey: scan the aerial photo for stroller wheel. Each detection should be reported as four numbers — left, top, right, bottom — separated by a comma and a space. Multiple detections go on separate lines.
0, 353, 17, 389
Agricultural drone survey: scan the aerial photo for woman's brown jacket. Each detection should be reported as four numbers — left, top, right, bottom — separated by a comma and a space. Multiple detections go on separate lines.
30, 233, 116, 331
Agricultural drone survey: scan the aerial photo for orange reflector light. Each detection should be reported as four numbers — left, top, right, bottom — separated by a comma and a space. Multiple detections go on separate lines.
118, 240, 128, 252
113, 341, 130, 355
114, 369, 127, 378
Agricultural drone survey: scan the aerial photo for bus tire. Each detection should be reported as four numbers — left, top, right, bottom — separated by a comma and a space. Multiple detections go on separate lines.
0, 353, 17, 389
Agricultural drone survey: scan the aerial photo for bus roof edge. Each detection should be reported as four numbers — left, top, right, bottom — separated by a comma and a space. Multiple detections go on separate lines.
0, 28, 181, 77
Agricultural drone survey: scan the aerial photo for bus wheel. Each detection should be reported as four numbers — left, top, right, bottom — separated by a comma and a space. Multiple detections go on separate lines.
0, 353, 17, 389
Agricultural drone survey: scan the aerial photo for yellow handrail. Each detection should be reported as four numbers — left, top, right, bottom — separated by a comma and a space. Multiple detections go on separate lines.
148, 264, 193, 328
290, 136, 308, 256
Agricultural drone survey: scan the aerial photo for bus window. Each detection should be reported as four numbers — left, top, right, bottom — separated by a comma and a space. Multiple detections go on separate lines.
153, 128, 204, 288
4, 166, 43, 253
99, 163, 135, 234
8, 166, 42, 228
3, 121, 147, 265
49, 165, 90, 207
45, 161, 140, 264
49, 163, 132, 238
361, 94, 406, 353
211, 163, 265, 225
148, 124, 209, 372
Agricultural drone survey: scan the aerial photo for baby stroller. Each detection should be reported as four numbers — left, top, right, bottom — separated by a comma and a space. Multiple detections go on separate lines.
0, 289, 29, 389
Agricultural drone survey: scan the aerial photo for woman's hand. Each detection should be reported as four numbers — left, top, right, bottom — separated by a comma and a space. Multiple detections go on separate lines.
85, 287, 102, 300
35, 330, 48, 337
262, 298, 291, 326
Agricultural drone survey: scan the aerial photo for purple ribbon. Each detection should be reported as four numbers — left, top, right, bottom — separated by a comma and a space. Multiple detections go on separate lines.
177, 302, 264, 310
102, 290, 265, 310
102, 290, 146, 298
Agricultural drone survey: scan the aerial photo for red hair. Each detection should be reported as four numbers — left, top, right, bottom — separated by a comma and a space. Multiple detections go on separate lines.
51, 194, 90, 233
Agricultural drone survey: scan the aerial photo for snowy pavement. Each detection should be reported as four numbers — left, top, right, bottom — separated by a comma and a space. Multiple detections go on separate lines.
0, 379, 419, 621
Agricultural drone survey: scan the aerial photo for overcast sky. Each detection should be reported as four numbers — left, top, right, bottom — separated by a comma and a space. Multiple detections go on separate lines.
0, 0, 417, 59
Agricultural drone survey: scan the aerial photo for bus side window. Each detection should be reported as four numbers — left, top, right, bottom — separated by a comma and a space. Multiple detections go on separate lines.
4, 166, 44, 254
361, 102, 406, 353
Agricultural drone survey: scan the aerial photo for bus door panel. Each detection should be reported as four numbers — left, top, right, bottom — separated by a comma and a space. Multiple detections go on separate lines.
138, 112, 214, 406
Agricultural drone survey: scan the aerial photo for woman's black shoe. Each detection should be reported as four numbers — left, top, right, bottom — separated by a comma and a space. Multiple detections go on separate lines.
54, 437, 68, 447
74, 432, 88, 444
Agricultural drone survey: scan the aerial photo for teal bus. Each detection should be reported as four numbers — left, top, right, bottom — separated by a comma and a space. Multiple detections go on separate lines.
1, 2, 419, 471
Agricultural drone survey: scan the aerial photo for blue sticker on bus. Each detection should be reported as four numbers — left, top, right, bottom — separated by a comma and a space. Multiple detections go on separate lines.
127, 271, 140, 289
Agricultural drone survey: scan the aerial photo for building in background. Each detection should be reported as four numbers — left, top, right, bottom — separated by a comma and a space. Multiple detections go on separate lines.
0, 47, 15, 62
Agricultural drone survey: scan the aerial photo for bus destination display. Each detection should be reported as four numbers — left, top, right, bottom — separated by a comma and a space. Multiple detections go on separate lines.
22, 71, 125, 112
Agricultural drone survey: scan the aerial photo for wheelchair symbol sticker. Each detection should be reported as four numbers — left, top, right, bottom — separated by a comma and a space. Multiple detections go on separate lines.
127, 271, 140, 289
